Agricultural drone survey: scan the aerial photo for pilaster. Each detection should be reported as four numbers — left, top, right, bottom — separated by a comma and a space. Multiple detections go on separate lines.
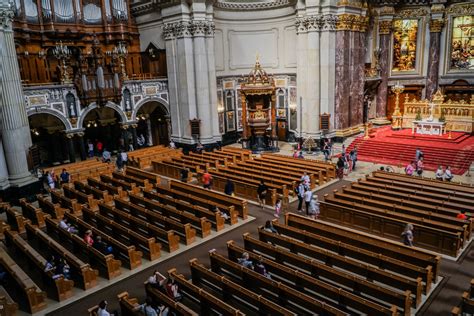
426, 4, 444, 100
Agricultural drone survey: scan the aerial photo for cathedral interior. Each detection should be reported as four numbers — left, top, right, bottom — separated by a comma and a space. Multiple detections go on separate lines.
0, 0, 473, 315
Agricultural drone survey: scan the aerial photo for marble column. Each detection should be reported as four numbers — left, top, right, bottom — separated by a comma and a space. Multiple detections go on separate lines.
205, 19, 221, 143
0, 140, 10, 190
77, 133, 87, 161
426, 19, 444, 100
320, 15, 337, 132
295, 17, 308, 138
305, 16, 321, 138
192, 20, 213, 143
130, 125, 138, 150
66, 134, 76, 163
375, 20, 392, 123
0, 4, 34, 186
334, 30, 351, 129
350, 31, 366, 126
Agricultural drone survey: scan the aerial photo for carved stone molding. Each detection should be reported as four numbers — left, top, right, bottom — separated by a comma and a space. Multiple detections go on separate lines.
336, 14, 368, 32
429, 19, 444, 33
378, 20, 392, 34
394, 7, 429, 19
445, 3, 474, 16
305, 15, 323, 32
163, 20, 215, 40
322, 15, 338, 31
0, 9, 14, 29
215, 0, 296, 11
191, 21, 208, 37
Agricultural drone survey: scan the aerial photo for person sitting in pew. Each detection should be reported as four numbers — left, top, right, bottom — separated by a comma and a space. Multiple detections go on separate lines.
44, 255, 56, 274
55, 258, 71, 280
237, 252, 254, 270
254, 260, 271, 279
148, 270, 167, 292
435, 165, 444, 181
60, 169, 70, 184
457, 210, 468, 220
84, 230, 94, 246
210, 205, 230, 221
165, 278, 182, 301
94, 236, 113, 255
401, 224, 414, 247
59, 217, 78, 234
0, 266, 6, 284
98, 300, 118, 316
264, 220, 278, 234
444, 166, 453, 182
202, 171, 213, 190
135, 297, 169, 316
102, 149, 111, 163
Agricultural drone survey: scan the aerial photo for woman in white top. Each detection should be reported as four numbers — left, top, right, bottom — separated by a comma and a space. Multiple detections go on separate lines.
309, 195, 320, 219
444, 166, 453, 182
435, 165, 444, 181
304, 189, 312, 216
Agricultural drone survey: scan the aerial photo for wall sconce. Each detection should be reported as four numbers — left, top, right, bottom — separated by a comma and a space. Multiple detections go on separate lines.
31, 128, 40, 136
289, 103, 297, 113
86, 120, 98, 128
148, 47, 156, 59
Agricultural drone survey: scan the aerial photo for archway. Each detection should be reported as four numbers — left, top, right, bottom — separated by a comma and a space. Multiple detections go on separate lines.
82, 106, 124, 154
135, 101, 170, 147
28, 113, 68, 165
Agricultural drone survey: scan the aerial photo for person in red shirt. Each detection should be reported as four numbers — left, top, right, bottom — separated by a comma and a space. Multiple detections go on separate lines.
202, 172, 212, 190
457, 210, 468, 220
84, 230, 94, 246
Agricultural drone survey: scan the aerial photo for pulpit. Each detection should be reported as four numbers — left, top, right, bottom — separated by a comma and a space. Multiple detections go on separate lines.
240, 57, 278, 152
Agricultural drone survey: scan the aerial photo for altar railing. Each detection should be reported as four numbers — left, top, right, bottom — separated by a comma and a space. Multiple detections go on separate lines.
401, 92, 474, 133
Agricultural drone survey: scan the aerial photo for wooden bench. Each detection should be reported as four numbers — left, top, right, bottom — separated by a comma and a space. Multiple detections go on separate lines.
0, 220, 9, 240
4, 229, 74, 302
145, 284, 199, 316
63, 212, 142, 270
50, 190, 82, 216
62, 185, 99, 211
220, 147, 252, 160
151, 160, 195, 182
100, 174, 140, 194
87, 178, 128, 200
167, 268, 245, 316
83, 205, 162, 260
208, 250, 350, 315
0, 246, 47, 313
284, 213, 440, 281
36, 195, 66, 219
125, 166, 161, 184
117, 292, 140, 316
320, 199, 462, 257
120, 196, 197, 245
0, 285, 18, 316
19, 199, 46, 228
260, 153, 336, 180
45, 217, 121, 279
98, 202, 178, 253
189, 258, 297, 316
73, 181, 114, 205
25, 222, 98, 290
4, 207, 26, 234
112, 171, 153, 191
169, 180, 248, 220
452, 279, 474, 315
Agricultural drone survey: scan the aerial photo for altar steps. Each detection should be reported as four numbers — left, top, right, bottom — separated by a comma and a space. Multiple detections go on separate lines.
346, 129, 474, 175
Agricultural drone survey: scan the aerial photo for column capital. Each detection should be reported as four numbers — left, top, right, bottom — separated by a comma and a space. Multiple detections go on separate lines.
337, 14, 368, 32
429, 19, 445, 33
321, 14, 338, 31
163, 20, 193, 40
378, 20, 393, 35
0, 8, 14, 30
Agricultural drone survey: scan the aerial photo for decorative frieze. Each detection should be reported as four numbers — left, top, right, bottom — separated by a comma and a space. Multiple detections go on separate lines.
394, 7, 429, 19
296, 14, 341, 33
163, 20, 216, 40
336, 14, 368, 32
214, 0, 295, 11
378, 20, 392, 34
445, 3, 474, 16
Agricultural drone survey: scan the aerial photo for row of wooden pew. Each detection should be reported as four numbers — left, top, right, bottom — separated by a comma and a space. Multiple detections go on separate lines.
43, 158, 115, 182
152, 147, 336, 207
127, 145, 181, 169
452, 279, 474, 315
320, 170, 473, 257
118, 213, 440, 316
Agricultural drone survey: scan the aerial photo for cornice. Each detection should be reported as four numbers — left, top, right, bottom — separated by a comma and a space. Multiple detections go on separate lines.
215, 0, 297, 11
394, 7, 429, 18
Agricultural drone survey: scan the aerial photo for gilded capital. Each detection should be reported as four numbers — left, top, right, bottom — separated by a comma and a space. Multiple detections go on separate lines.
378, 20, 392, 35
429, 19, 444, 33
336, 14, 356, 31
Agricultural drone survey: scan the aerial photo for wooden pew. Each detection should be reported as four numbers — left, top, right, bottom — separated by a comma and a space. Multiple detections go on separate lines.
24, 222, 98, 290
19, 199, 46, 228
0, 246, 47, 313
112, 171, 153, 191
220, 147, 252, 160
63, 212, 142, 269
100, 174, 140, 194
283, 213, 440, 282
4, 207, 26, 234
98, 202, 178, 253
36, 195, 66, 219
50, 190, 82, 216
119, 196, 196, 245
142, 189, 225, 231
0, 286, 18, 316
167, 268, 245, 316
62, 185, 99, 211
145, 284, 199, 316
234, 237, 416, 313
208, 250, 351, 316
260, 153, 336, 179
4, 230, 74, 302
189, 258, 297, 316
125, 166, 161, 185
117, 292, 141, 316
0, 220, 9, 240
87, 178, 128, 200
451, 279, 474, 315
45, 217, 121, 279
169, 180, 248, 220
73, 181, 113, 204
82, 206, 162, 260
319, 199, 462, 257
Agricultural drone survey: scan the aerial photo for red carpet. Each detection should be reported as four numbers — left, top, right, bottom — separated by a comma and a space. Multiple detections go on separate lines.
346, 126, 474, 175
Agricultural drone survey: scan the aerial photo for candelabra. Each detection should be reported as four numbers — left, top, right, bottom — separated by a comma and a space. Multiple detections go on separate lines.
53, 41, 72, 84
391, 81, 404, 130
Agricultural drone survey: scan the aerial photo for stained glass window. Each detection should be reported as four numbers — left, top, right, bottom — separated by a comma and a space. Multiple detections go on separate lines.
392, 19, 418, 72
450, 16, 474, 70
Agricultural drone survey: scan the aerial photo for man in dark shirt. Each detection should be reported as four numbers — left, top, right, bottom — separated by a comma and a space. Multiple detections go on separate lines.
224, 179, 234, 196
257, 180, 268, 209
60, 169, 70, 184
180, 168, 189, 182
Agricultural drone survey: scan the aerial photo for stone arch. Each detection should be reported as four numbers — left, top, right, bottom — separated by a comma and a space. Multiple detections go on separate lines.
27, 108, 73, 131
132, 97, 169, 121
78, 102, 128, 128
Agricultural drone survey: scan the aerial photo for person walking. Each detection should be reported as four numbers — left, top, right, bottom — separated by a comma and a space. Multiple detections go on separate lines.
350, 148, 358, 171
296, 181, 305, 212
336, 156, 345, 180
405, 161, 415, 176
274, 199, 282, 218
304, 188, 312, 216
224, 179, 235, 196
257, 180, 268, 209
416, 158, 424, 176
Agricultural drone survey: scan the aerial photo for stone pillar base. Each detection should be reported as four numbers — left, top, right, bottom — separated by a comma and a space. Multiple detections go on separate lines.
0, 178, 41, 203
9, 174, 38, 188
371, 117, 391, 125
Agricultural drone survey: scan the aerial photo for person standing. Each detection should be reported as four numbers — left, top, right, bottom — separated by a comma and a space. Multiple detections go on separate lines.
415, 148, 424, 161
309, 195, 320, 219
46, 171, 55, 189
202, 171, 212, 190
224, 179, 235, 196
296, 181, 305, 212
60, 168, 70, 184
304, 188, 312, 216
405, 161, 415, 176
336, 156, 345, 180
350, 148, 358, 171
87, 140, 94, 158
401, 224, 414, 247
416, 158, 424, 176
323, 141, 330, 161
274, 199, 282, 218
257, 180, 268, 209
96, 140, 103, 156
300, 171, 310, 189
120, 150, 128, 167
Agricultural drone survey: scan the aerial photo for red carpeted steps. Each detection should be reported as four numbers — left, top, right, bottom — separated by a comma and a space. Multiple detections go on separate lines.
346, 127, 474, 175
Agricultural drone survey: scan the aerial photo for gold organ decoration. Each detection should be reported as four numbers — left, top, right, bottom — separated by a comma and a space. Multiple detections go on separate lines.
392, 19, 418, 72
450, 15, 474, 70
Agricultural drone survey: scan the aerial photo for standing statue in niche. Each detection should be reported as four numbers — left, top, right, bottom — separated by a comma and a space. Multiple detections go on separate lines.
427, 102, 436, 122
